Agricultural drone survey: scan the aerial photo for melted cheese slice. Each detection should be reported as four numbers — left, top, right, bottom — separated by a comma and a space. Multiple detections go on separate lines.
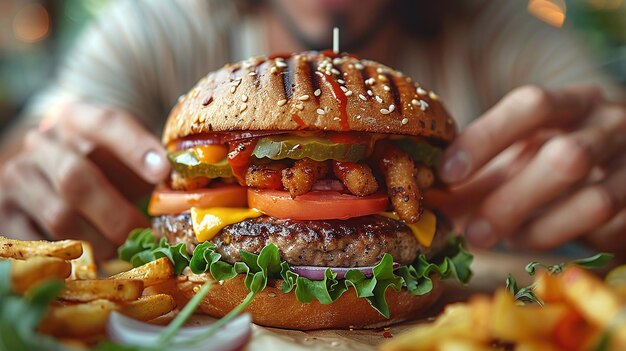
379, 210, 437, 247
191, 207, 262, 242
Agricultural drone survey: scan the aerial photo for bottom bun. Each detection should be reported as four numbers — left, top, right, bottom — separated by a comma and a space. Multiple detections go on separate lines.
157, 271, 442, 330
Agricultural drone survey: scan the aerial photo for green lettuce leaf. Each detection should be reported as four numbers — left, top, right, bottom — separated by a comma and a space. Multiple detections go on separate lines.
120, 229, 474, 318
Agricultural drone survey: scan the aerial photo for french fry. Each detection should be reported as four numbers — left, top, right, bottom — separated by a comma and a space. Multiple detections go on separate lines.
59, 279, 144, 302
11, 257, 71, 293
490, 290, 568, 342
559, 266, 626, 346
534, 271, 564, 304
70, 242, 97, 280
109, 257, 174, 286
39, 299, 118, 337
0, 236, 82, 260
119, 294, 176, 321
438, 340, 494, 351
380, 299, 491, 351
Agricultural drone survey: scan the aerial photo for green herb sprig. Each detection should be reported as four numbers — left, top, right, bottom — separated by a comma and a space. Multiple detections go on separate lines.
506, 253, 614, 305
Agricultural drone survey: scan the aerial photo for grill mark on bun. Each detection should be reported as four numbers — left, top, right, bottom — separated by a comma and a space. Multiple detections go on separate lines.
306, 58, 321, 102
282, 58, 295, 101
386, 73, 402, 111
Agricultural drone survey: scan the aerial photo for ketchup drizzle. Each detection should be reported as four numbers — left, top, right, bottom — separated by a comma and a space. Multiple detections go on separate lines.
227, 139, 258, 184
317, 72, 349, 131
291, 114, 307, 129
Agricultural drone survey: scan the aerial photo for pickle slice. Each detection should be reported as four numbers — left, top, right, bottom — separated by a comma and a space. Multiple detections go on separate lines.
394, 139, 443, 166
252, 136, 368, 162
168, 150, 232, 178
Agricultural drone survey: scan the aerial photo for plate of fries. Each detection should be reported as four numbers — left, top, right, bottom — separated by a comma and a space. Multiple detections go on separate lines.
381, 254, 626, 351
0, 236, 175, 341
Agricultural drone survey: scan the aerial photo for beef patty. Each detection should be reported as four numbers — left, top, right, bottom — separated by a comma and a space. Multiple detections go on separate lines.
152, 214, 442, 267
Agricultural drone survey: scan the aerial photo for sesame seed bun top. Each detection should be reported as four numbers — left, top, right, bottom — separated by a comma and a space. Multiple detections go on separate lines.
162, 51, 456, 145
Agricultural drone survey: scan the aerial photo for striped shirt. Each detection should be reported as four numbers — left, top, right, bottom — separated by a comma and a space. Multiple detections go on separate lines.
25, 0, 624, 133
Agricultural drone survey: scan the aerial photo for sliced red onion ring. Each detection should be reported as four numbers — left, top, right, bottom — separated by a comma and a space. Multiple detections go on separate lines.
107, 312, 252, 351
311, 179, 346, 192
291, 263, 400, 280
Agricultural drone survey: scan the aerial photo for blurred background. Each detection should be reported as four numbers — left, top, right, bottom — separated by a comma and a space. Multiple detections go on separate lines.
0, 0, 624, 133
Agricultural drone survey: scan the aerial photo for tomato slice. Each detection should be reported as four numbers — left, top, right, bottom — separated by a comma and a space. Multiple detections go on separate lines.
247, 189, 388, 220
148, 185, 247, 216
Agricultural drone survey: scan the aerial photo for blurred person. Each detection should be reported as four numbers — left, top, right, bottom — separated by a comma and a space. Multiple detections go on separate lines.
0, 0, 624, 259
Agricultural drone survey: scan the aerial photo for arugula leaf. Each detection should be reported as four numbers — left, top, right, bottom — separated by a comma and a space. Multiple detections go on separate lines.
509, 253, 613, 305
120, 229, 474, 318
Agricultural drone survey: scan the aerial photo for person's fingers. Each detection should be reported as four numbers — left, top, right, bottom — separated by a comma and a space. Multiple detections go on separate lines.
463, 106, 626, 248
439, 85, 603, 184
0, 196, 41, 241
2, 153, 117, 257
514, 162, 626, 250
25, 131, 149, 244
55, 102, 169, 184
426, 136, 541, 220
583, 209, 626, 255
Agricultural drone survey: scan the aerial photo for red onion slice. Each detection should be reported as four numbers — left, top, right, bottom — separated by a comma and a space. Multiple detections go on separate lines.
311, 179, 347, 192
107, 312, 252, 351
291, 263, 400, 280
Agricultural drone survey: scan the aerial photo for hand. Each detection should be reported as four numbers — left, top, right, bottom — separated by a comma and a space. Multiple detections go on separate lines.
0, 102, 170, 258
433, 85, 626, 253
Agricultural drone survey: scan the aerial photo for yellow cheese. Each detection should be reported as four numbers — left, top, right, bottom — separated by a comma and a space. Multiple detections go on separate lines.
191, 207, 262, 242
192, 145, 228, 164
379, 210, 437, 247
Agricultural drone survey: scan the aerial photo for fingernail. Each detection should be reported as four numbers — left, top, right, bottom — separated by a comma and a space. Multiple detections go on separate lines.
440, 150, 471, 183
465, 219, 496, 248
143, 150, 168, 181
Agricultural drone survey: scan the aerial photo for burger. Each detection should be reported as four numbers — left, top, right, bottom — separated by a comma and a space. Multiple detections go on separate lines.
119, 51, 472, 330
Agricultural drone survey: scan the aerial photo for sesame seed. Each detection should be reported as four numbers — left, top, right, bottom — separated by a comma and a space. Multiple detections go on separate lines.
356, 115, 362, 119
337, 79, 345, 84
389, 104, 395, 112
230, 86, 236, 93
314, 89, 322, 97
345, 90, 353, 96
295, 103, 304, 111
367, 89, 373, 96
177, 95, 185, 102
199, 115, 205, 123
429, 91, 439, 100
365, 78, 375, 85
317, 108, 326, 115
333, 117, 340, 121
277, 99, 287, 106
270, 66, 278, 74
383, 85, 390, 92
239, 103, 247, 112
241, 95, 248, 102
248, 71, 257, 76
416, 87, 427, 95
348, 64, 354, 69
380, 108, 390, 115
299, 94, 310, 101
411, 99, 420, 106
420, 100, 429, 111
401, 118, 409, 125
275, 61, 287, 68
355, 63, 364, 70
375, 95, 383, 103
234, 78, 242, 86
378, 75, 388, 82
358, 94, 367, 101
340, 86, 348, 92
376, 67, 384, 74
332, 57, 343, 65
331, 68, 340, 75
